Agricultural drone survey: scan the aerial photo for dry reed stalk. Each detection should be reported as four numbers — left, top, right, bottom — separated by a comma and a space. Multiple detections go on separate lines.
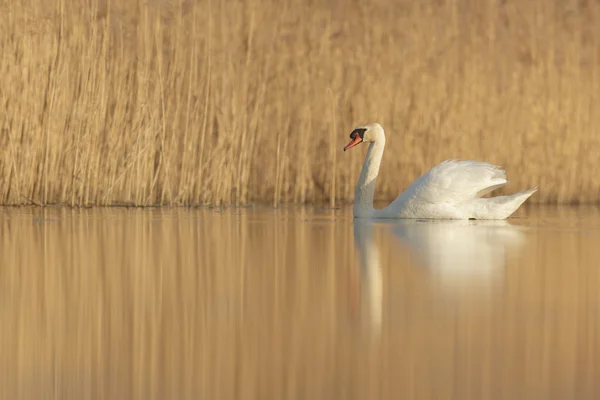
328, 88, 337, 208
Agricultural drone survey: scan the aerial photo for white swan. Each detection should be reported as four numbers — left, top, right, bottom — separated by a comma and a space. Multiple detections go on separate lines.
343, 123, 538, 219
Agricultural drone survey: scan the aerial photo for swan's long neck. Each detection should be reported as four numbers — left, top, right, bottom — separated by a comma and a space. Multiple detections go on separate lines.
354, 136, 385, 217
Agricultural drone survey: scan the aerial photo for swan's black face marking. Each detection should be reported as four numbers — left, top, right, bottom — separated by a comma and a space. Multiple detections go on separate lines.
344, 128, 367, 151
350, 128, 367, 140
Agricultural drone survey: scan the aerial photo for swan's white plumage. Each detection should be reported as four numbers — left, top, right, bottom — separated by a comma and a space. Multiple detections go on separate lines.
346, 123, 537, 220
405, 159, 507, 203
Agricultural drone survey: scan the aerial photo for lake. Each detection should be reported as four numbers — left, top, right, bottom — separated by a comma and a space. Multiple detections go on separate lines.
1, 205, 599, 400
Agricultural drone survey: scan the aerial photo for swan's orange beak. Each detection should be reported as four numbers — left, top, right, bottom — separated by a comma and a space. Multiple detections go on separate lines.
344, 135, 363, 151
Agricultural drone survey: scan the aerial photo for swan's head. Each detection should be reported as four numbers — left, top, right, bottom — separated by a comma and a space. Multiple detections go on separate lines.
343, 122, 384, 151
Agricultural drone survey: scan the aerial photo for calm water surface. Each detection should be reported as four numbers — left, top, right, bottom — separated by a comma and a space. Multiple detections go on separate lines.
1, 205, 599, 400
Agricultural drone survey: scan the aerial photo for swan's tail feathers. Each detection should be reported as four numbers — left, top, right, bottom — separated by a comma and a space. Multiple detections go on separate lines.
494, 186, 539, 219
513, 186, 539, 203
472, 186, 538, 220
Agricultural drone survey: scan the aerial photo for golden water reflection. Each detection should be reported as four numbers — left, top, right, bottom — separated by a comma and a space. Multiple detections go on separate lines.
0, 206, 599, 399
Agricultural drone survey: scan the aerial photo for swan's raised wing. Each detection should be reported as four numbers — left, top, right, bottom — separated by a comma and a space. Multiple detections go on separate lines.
399, 160, 508, 204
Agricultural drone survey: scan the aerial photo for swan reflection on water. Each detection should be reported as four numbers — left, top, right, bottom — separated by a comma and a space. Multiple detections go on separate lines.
352, 218, 528, 332
352, 219, 384, 334
389, 219, 527, 288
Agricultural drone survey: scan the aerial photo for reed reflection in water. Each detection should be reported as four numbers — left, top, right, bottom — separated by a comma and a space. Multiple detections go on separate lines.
0, 206, 599, 399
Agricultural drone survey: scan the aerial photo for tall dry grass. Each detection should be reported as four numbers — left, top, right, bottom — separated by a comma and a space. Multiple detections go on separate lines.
1, 0, 600, 206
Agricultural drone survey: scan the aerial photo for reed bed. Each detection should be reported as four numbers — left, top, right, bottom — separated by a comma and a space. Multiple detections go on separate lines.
1, 0, 599, 206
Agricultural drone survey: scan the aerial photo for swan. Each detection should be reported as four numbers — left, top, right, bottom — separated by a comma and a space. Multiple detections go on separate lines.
343, 122, 538, 219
